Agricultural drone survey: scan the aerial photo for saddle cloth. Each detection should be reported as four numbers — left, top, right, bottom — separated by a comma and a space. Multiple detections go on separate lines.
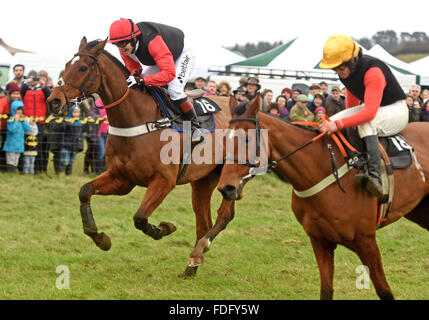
344, 128, 412, 169
147, 86, 221, 133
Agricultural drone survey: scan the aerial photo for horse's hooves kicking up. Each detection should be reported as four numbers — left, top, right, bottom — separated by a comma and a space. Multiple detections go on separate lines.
179, 266, 198, 278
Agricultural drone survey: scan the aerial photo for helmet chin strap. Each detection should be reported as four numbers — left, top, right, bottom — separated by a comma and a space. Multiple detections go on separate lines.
128, 19, 137, 53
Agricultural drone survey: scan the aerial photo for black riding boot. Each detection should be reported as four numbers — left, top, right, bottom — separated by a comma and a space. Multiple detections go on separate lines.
6, 164, 17, 173
353, 135, 383, 198
181, 101, 204, 144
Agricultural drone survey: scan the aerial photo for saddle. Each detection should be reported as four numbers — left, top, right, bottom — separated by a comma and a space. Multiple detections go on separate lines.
341, 128, 414, 229
146, 86, 221, 133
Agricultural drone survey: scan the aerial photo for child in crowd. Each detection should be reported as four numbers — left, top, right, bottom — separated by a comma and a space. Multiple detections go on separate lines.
95, 99, 108, 175
2, 101, 31, 173
314, 106, 327, 124
23, 119, 38, 174
61, 104, 83, 175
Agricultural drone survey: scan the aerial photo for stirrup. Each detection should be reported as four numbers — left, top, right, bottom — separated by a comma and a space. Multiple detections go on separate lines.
354, 173, 383, 198
191, 127, 205, 144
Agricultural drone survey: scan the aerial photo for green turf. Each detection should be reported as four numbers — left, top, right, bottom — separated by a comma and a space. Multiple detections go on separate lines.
0, 155, 427, 300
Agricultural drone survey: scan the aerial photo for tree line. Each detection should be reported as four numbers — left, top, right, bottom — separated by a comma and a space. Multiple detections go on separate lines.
228, 30, 429, 58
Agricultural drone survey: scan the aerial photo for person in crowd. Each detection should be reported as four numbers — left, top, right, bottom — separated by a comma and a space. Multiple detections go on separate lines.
217, 80, 232, 97
47, 77, 54, 91
22, 118, 38, 174
325, 85, 345, 117
406, 94, 421, 122
233, 86, 248, 104
46, 109, 66, 175
243, 77, 261, 101
2, 100, 31, 173
319, 81, 329, 99
238, 77, 247, 89
0, 82, 23, 171
261, 89, 273, 112
281, 88, 293, 102
205, 80, 217, 96
194, 77, 207, 90
308, 93, 325, 114
11, 64, 26, 88
422, 89, 429, 104
95, 99, 109, 175
318, 34, 408, 198
83, 98, 101, 175
61, 105, 84, 175
289, 94, 315, 123
267, 102, 281, 117
107, 18, 203, 141
419, 99, 429, 122
409, 84, 423, 107
287, 89, 302, 111
308, 84, 322, 102
314, 106, 327, 124
340, 86, 346, 104
21, 70, 51, 174
276, 95, 289, 118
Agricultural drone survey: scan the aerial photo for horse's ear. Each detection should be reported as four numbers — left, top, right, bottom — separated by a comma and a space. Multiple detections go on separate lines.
79, 36, 87, 51
93, 38, 108, 56
247, 94, 262, 116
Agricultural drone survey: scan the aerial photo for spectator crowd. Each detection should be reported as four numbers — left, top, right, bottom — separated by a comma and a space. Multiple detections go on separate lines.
0, 63, 428, 176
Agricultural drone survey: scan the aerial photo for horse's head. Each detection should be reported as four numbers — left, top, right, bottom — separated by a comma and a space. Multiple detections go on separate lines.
47, 37, 107, 115
218, 95, 269, 201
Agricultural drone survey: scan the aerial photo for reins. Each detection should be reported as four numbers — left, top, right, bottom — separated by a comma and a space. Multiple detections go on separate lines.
229, 113, 358, 196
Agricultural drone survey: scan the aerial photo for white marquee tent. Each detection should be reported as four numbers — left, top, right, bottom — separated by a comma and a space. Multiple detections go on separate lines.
409, 55, 429, 86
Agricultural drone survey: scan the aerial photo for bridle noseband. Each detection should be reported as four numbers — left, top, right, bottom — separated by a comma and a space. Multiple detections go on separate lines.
57, 52, 101, 112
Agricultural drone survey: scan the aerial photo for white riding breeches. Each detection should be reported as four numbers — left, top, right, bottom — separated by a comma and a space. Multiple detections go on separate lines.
330, 100, 408, 138
142, 47, 195, 102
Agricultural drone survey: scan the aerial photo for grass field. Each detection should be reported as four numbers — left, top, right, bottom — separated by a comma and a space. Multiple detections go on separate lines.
0, 154, 428, 300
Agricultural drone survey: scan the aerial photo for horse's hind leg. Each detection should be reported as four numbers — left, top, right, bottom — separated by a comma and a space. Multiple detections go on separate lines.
405, 196, 429, 231
79, 170, 134, 250
133, 173, 177, 240
310, 236, 337, 300
354, 234, 394, 300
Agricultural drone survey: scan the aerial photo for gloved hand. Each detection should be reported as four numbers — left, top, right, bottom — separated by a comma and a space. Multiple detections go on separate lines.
126, 76, 145, 88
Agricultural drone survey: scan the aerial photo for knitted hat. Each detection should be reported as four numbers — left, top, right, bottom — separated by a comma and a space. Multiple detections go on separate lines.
315, 107, 326, 114
7, 82, 21, 95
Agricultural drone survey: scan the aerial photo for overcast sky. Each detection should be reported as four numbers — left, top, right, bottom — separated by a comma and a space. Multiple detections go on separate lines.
1, 0, 429, 56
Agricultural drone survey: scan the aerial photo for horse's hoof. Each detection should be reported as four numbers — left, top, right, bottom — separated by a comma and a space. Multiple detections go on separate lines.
94, 232, 112, 251
159, 221, 177, 236
179, 266, 198, 278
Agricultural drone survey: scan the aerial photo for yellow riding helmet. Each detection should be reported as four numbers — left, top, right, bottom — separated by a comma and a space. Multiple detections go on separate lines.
319, 34, 360, 69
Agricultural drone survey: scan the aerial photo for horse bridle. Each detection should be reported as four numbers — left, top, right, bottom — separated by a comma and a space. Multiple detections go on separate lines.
57, 52, 101, 112
226, 113, 323, 179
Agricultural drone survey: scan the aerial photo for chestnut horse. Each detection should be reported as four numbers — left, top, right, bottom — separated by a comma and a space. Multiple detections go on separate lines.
217, 96, 429, 299
47, 37, 236, 277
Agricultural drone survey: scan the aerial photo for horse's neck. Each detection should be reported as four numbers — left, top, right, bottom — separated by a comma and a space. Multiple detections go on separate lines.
260, 114, 333, 191
99, 87, 160, 128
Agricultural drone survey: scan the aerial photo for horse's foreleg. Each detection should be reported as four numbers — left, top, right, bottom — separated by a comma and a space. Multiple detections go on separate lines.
309, 236, 337, 300
354, 234, 394, 300
79, 170, 134, 250
181, 198, 235, 278
133, 174, 176, 240
179, 172, 218, 277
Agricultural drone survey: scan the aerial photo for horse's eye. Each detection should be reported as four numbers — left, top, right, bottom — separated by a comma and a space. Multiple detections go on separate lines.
79, 66, 88, 72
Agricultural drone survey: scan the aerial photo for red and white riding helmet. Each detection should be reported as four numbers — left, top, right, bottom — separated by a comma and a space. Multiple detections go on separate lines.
107, 18, 141, 43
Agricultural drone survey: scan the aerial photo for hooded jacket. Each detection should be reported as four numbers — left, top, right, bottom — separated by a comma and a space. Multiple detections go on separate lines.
3, 100, 31, 153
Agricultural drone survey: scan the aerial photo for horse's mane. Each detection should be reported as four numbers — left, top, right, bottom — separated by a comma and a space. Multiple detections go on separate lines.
85, 40, 130, 76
